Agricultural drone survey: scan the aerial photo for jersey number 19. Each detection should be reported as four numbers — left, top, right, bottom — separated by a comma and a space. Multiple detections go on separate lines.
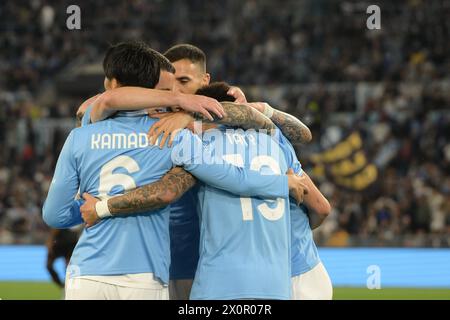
223, 153, 285, 221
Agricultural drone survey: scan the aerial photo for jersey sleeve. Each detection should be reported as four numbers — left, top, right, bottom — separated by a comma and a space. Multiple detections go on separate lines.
275, 129, 304, 176
171, 130, 288, 199
42, 130, 84, 228
80, 105, 93, 127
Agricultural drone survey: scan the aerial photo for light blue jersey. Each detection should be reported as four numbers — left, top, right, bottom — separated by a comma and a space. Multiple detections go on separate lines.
290, 204, 321, 276
83, 105, 200, 281
278, 136, 322, 277
189, 128, 296, 300
43, 112, 289, 285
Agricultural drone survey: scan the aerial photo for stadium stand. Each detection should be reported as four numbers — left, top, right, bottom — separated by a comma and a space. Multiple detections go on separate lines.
0, 0, 449, 247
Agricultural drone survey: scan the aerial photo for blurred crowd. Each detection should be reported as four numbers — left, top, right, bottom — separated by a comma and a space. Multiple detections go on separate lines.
0, 0, 449, 246
302, 85, 450, 247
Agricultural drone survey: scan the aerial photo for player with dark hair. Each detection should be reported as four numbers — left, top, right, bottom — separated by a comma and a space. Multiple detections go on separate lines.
76, 76, 317, 299
102, 41, 167, 89
164, 44, 247, 103
164, 44, 210, 94
43, 42, 308, 299
164, 43, 207, 66
163, 45, 247, 299
198, 83, 333, 299
80, 44, 246, 299
78, 82, 311, 299
146, 81, 331, 299
80, 43, 313, 299
195, 82, 236, 102
197, 82, 333, 299
76, 42, 225, 126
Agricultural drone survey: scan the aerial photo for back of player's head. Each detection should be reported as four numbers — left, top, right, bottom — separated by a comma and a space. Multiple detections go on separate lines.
157, 53, 176, 74
164, 44, 207, 71
195, 82, 234, 102
103, 41, 173, 88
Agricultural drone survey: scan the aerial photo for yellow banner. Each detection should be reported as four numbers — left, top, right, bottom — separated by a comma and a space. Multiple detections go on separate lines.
311, 132, 362, 163
310, 131, 378, 191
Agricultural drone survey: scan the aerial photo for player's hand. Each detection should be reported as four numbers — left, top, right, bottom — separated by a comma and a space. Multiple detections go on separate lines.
287, 169, 309, 206
76, 94, 101, 123
81, 193, 100, 228
149, 111, 195, 148
176, 93, 225, 121
227, 86, 247, 103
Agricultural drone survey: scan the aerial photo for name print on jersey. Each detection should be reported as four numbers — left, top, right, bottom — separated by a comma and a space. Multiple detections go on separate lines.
90, 127, 285, 167
171, 127, 285, 167
91, 133, 152, 150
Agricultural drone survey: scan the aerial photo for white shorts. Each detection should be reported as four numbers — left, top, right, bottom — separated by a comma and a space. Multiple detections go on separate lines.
65, 273, 169, 300
291, 262, 333, 300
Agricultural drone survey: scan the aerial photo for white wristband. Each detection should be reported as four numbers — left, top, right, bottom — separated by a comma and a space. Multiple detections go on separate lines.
95, 200, 112, 219
263, 103, 274, 118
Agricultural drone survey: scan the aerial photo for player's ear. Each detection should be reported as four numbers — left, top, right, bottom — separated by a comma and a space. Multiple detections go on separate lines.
103, 77, 115, 90
105, 77, 120, 90
109, 78, 120, 89
202, 73, 211, 86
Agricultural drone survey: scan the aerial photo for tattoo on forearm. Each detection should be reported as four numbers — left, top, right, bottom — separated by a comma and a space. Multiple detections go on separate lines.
107, 167, 196, 215
271, 110, 312, 144
199, 102, 276, 132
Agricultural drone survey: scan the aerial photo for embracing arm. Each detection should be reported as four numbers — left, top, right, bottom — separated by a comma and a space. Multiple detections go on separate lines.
298, 173, 331, 228
82, 164, 306, 227
308, 210, 328, 230
80, 167, 196, 226
244, 103, 311, 144
270, 109, 312, 144
43, 131, 84, 228
195, 102, 276, 132
76, 94, 101, 127
278, 133, 329, 228
107, 167, 196, 215
148, 102, 276, 148
90, 88, 180, 122
89, 87, 224, 123
171, 131, 308, 202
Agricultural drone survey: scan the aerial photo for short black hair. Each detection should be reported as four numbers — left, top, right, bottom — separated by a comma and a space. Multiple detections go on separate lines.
195, 82, 234, 102
164, 44, 206, 71
103, 41, 172, 88
156, 53, 176, 74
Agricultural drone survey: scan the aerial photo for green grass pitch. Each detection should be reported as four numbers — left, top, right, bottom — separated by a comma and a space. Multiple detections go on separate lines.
0, 282, 449, 300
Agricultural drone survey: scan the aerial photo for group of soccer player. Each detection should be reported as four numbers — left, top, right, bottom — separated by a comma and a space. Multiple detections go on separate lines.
42, 41, 333, 300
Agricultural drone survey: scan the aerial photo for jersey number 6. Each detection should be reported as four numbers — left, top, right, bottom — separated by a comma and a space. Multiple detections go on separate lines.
98, 156, 140, 199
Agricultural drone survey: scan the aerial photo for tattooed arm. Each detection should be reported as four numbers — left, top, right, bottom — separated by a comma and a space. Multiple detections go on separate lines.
80, 167, 196, 226
270, 109, 312, 144
148, 102, 276, 149
108, 167, 196, 214
195, 101, 276, 132
301, 173, 331, 229
244, 103, 312, 144
201, 102, 311, 143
